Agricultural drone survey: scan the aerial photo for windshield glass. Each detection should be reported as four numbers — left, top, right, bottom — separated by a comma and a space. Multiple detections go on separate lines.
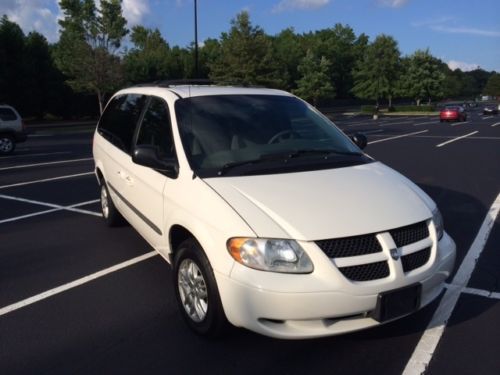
175, 94, 369, 177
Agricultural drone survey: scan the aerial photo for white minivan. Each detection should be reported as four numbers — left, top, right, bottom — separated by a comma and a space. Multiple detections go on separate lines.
93, 83, 456, 339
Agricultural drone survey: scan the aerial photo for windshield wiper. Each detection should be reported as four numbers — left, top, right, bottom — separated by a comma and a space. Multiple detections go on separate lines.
217, 149, 363, 176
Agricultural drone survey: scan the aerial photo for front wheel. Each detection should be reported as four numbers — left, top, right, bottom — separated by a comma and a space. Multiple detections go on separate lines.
173, 239, 229, 337
0, 135, 15, 155
100, 183, 125, 226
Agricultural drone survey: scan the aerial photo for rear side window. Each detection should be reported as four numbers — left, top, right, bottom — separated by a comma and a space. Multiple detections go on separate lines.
136, 97, 175, 159
98, 94, 147, 153
0, 108, 18, 121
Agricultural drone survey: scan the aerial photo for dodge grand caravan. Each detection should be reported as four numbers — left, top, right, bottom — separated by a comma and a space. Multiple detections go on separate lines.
92, 83, 456, 339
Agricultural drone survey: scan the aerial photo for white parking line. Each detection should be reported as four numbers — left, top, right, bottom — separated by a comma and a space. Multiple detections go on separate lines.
436, 131, 478, 148
482, 116, 493, 120
380, 121, 414, 126
403, 192, 500, 375
450, 121, 469, 127
461, 286, 500, 300
0, 171, 94, 189
368, 130, 428, 145
0, 199, 100, 224
414, 120, 437, 126
491, 122, 500, 127
0, 151, 71, 160
0, 157, 92, 171
0, 251, 158, 317
0, 194, 101, 217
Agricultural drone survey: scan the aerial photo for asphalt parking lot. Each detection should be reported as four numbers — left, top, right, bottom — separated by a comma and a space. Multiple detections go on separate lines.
1, 109, 499, 374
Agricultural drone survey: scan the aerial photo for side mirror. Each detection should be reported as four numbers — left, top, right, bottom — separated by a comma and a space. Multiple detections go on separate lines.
132, 145, 179, 179
350, 133, 367, 149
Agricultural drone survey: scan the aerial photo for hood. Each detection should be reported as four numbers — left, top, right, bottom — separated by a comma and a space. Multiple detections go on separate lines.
203, 162, 434, 240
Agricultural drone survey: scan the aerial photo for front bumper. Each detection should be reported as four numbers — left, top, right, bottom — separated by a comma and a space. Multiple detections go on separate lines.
216, 232, 456, 339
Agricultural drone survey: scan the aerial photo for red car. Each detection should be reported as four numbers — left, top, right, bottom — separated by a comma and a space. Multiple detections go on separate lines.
440, 106, 467, 122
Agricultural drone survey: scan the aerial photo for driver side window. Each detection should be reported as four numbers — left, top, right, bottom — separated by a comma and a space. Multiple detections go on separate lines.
136, 97, 176, 159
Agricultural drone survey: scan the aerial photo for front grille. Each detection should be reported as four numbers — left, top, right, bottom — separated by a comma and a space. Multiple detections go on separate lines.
338, 261, 389, 281
402, 247, 431, 272
390, 221, 429, 247
316, 234, 382, 258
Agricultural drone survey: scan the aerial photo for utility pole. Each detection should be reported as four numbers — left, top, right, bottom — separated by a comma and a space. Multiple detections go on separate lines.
194, 0, 199, 77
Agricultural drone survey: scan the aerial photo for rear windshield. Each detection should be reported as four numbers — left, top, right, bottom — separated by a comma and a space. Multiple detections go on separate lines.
0, 108, 18, 121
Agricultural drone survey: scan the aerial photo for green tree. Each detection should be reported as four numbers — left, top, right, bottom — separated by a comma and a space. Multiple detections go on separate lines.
400, 49, 445, 105
54, 0, 128, 113
293, 50, 335, 106
271, 27, 304, 90
209, 11, 280, 86
0, 15, 25, 110
483, 73, 500, 96
124, 26, 170, 83
352, 34, 401, 106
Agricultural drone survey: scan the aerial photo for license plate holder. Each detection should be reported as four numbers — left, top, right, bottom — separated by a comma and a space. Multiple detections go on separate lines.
372, 283, 422, 322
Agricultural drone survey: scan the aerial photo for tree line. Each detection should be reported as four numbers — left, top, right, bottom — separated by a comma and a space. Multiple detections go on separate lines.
1, 0, 499, 119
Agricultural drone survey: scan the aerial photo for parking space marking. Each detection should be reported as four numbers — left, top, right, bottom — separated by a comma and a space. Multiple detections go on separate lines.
0, 151, 71, 160
0, 157, 93, 171
403, 192, 500, 375
0, 171, 94, 190
413, 120, 437, 126
491, 122, 500, 127
436, 131, 478, 148
460, 286, 500, 300
450, 121, 469, 127
0, 199, 100, 224
0, 251, 158, 317
367, 130, 428, 145
0, 194, 101, 217
482, 116, 493, 120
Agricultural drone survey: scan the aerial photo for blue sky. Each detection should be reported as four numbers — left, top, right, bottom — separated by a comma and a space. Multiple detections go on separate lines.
1, 0, 499, 72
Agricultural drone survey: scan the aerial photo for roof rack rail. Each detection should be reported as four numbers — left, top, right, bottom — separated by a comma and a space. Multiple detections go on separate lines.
132, 79, 214, 87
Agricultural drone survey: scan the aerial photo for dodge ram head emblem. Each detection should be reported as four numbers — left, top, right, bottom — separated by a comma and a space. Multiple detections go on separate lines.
390, 248, 400, 260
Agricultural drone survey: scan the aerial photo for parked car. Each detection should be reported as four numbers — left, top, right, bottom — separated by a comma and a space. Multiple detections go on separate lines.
93, 83, 456, 339
483, 105, 499, 115
0, 104, 27, 155
440, 105, 467, 122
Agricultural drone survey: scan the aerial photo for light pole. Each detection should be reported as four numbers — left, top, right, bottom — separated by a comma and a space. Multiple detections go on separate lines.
194, 0, 199, 77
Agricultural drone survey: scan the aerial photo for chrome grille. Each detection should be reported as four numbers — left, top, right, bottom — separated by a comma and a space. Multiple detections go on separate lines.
402, 247, 431, 272
390, 221, 429, 247
338, 261, 389, 282
316, 234, 382, 258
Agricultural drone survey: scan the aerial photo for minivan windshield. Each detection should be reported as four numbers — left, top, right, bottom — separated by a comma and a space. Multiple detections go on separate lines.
175, 95, 370, 177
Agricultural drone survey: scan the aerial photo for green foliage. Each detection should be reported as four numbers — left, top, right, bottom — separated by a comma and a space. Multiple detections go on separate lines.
293, 50, 335, 106
400, 49, 445, 104
54, 0, 128, 113
352, 34, 401, 106
391, 105, 435, 112
483, 74, 500, 96
124, 26, 171, 83
208, 11, 280, 87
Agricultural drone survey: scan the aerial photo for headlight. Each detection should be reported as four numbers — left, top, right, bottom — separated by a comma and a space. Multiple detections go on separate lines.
432, 208, 444, 241
227, 238, 314, 274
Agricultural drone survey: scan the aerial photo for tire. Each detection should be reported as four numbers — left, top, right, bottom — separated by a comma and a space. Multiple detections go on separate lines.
100, 182, 125, 227
0, 135, 15, 155
173, 238, 229, 337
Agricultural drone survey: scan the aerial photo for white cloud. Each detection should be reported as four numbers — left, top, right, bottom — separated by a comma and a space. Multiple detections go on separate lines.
448, 60, 480, 72
377, 0, 409, 8
122, 0, 150, 26
0, 0, 60, 42
272, 0, 330, 13
431, 25, 500, 38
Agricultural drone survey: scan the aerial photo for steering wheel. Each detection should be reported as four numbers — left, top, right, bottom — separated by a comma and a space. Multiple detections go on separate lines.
267, 130, 299, 144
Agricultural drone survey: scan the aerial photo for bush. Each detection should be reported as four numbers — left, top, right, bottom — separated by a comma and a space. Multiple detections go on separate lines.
360, 105, 377, 114
392, 105, 435, 112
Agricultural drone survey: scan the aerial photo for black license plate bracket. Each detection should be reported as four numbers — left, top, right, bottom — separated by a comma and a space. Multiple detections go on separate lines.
372, 283, 422, 322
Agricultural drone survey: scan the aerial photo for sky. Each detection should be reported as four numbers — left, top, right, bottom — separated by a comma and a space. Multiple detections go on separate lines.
1, 0, 499, 72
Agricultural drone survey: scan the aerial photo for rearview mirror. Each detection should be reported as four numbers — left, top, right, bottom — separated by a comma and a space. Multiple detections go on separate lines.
132, 145, 179, 179
350, 133, 367, 149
